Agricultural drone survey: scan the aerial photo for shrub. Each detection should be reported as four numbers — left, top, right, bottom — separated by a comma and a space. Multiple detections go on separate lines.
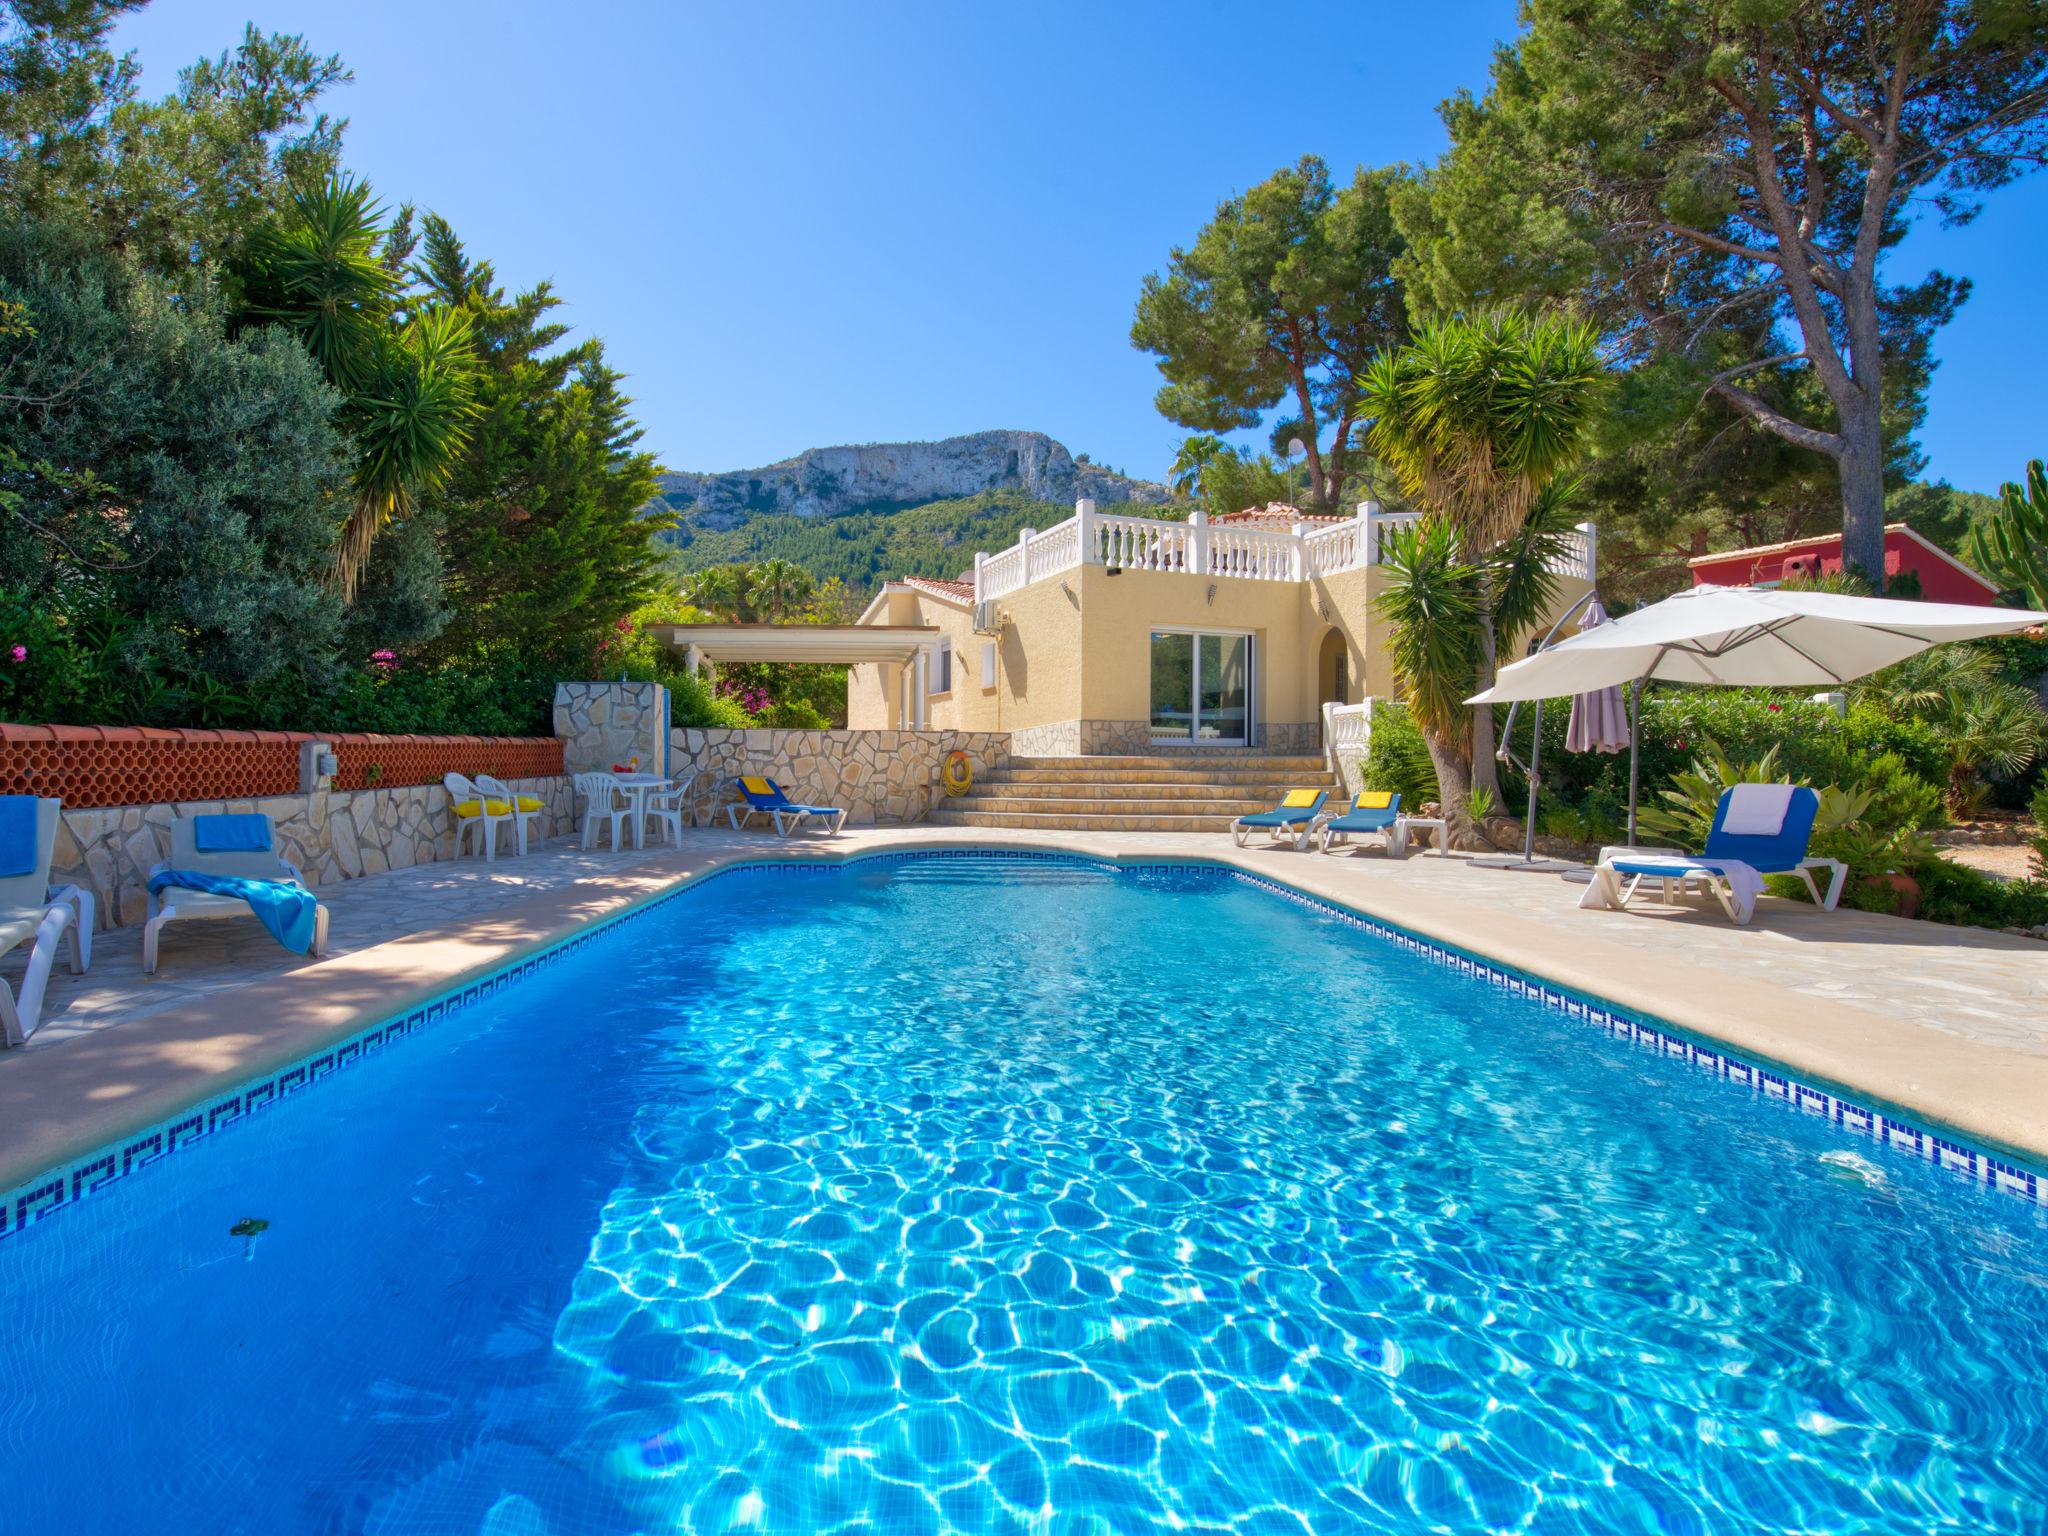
1911, 858, 2048, 931
2032, 780, 2048, 881
1359, 702, 1440, 806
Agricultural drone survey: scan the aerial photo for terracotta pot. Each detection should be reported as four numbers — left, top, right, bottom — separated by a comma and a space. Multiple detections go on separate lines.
1862, 870, 1921, 920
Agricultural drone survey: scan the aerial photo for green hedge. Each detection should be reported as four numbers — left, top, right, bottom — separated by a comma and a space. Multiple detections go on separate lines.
1496, 689, 1949, 826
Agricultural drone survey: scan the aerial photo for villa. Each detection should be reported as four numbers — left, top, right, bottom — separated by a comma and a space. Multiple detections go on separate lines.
846, 497, 1599, 753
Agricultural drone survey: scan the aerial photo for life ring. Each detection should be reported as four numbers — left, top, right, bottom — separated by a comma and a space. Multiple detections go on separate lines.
941, 751, 974, 797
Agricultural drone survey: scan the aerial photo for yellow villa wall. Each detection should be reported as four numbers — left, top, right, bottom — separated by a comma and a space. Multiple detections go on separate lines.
847, 563, 1596, 745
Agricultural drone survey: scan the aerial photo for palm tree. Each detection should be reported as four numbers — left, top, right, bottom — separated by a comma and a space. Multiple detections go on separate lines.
1363, 309, 1605, 804
1856, 644, 2048, 814
1169, 435, 1226, 501
683, 566, 743, 622
746, 558, 813, 622
239, 177, 479, 600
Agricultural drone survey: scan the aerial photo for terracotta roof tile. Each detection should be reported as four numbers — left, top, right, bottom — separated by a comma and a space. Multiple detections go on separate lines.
901, 576, 975, 603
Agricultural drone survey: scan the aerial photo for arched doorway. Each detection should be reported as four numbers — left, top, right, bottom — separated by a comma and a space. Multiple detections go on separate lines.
1316, 629, 1349, 745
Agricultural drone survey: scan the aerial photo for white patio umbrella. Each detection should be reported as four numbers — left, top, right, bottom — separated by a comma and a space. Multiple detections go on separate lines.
1469, 583, 2048, 845
1478, 591, 1630, 872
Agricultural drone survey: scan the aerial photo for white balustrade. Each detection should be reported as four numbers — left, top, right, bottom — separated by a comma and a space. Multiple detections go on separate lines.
1322, 700, 1374, 788
970, 497, 1597, 607
1095, 513, 1191, 572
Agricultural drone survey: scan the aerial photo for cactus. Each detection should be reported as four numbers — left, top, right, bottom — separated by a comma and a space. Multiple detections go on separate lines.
1969, 458, 2048, 611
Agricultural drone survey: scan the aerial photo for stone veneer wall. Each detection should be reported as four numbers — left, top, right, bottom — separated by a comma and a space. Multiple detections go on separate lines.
554, 681, 670, 776
1007, 719, 1320, 756
54, 774, 573, 930
673, 729, 1008, 826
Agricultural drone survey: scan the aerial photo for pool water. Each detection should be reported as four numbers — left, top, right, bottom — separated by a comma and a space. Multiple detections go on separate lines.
2, 855, 2044, 1534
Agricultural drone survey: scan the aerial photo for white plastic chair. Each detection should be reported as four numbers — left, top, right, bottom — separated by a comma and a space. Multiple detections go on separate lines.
0, 796, 81, 1047
634, 771, 697, 849
475, 774, 544, 856
574, 772, 630, 850
143, 814, 329, 975
444, 772, 511, 862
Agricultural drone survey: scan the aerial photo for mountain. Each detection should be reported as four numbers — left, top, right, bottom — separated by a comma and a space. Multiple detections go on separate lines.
653, 429, 1168, 529
666, 489, 1085, 592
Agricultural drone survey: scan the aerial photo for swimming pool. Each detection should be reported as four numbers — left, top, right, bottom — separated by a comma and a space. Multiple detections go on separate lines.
2, 853, 2044, 1533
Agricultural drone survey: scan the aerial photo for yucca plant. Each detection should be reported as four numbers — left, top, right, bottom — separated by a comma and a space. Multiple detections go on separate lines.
1363, 308, 1606, 803
1374, 516, 1482, 825
238, 177, 479, 600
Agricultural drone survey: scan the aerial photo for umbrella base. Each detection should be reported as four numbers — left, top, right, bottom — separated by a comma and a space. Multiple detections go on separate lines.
1469, 855, 1585, 874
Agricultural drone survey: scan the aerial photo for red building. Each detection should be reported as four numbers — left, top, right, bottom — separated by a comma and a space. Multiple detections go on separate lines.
1687, 523, 2003, 606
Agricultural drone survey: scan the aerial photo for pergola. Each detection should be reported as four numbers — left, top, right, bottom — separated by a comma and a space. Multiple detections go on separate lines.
641, 623, 946, 728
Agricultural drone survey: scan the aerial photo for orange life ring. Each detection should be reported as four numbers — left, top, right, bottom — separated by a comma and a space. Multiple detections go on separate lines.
941, 750, 974, 797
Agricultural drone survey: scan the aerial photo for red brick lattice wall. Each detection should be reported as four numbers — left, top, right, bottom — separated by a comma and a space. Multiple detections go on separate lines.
0, 724, 563, 809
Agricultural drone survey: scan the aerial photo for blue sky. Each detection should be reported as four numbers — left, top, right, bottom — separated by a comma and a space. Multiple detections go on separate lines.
115, 0, 2046, 494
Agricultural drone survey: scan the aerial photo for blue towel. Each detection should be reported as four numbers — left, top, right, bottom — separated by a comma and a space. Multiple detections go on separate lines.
146, 870, 319, 955
193, 813, 273, 853
0, 795, 36, 878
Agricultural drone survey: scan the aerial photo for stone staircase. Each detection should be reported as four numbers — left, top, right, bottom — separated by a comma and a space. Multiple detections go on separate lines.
926, 751, 1340, 833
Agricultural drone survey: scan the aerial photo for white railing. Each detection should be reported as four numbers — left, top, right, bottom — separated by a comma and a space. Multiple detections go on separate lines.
1206, 522, 1298, 580
1094, 512, 1191, 572
970, 499, 1598, 605
1322, 700, 1374, 790
1024, 515, 1078, 586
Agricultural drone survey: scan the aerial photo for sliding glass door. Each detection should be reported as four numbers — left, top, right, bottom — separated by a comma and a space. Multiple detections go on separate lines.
1149, 630, 1251, 745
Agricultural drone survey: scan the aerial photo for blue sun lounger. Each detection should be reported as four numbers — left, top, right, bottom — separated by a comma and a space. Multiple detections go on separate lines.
1586, 784, 1846, 926
727, 776, 847, 837
1319, 791, 1402, 854
1231, 789, 1328, 851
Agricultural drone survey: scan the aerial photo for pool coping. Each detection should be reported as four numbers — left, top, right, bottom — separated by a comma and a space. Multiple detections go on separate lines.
3, 833, 2045, 1237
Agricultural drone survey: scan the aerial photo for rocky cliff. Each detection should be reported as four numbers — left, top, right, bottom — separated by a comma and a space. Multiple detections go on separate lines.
655, 430, 1168, 529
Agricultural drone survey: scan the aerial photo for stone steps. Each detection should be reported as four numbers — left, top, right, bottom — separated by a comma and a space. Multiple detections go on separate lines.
963, 780, 1309, 803
937, 750, 1339, 833
925, 807, 1249, 834
1004, 753, 1327, 771
953, 794, 1281, 818
988, 764, 1330, 787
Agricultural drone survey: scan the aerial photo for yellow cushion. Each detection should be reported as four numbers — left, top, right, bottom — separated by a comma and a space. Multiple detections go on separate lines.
1355, 791, 1394, 809
1280, 790, 1319, 809
453, 798, 510, 818
514, 795, 544, 812
741, 776, 774, 796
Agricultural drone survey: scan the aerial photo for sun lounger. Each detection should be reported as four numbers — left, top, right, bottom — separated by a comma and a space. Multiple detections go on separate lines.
728, 777, 846, 837
1582, 784, 1845, 926
144, 813, 330, 973
1319, 791, 1402, 854
0, 796, 81, 1046
1231, 789, 1329, 851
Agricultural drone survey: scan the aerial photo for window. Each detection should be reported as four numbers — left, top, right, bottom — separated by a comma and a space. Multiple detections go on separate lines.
980, 640, 997, 689
928, 641, 951, 695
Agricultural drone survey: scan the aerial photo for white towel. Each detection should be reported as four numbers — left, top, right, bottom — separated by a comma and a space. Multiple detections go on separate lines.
1581, 855, 1767, 924
1722, 782, 1795, 837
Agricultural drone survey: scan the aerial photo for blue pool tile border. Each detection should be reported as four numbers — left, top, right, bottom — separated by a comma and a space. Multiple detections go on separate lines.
3, 847, 2041, 1242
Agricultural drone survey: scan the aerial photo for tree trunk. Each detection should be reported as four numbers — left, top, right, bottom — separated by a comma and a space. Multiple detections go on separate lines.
1421, 727, 1478, 848
1837, 404, 1887, 588
1470, 608, 1501, 807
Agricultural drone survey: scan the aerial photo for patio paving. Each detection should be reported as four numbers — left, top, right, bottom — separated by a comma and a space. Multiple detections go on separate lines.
6, 836, 672, 1052
4, 824, 2047, 1186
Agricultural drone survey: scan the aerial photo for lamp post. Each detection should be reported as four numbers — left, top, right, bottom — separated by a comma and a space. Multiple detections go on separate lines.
1286, 437, 1307, 508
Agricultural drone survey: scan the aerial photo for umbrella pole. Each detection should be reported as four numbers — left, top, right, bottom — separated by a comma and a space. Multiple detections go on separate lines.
1626, 677, 1643, 846
1522, 697, 1542, 862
